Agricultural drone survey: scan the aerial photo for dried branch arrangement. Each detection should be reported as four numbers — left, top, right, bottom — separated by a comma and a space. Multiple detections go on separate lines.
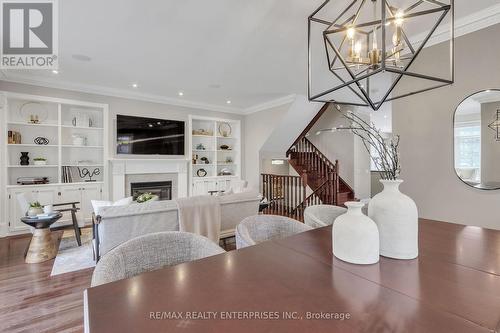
335, 105, 401, 180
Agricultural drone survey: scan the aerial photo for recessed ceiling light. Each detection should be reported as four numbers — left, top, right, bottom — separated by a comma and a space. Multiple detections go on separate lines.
72, 54, 92, 62
226, 100, 231, 104
52, 70, 58, 74
132, 83, 138, 88
178, 91, 184, 96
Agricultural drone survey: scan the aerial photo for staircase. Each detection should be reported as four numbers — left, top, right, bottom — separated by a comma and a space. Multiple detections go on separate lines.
261, 103, 355, 221
287, 137, 355, 207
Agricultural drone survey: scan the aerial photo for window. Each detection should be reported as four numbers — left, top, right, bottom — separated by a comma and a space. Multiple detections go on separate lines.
454, 121, 481, 182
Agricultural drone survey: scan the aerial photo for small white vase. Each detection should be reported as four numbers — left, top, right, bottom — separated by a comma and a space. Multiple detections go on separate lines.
368, 179, 418, 260
332, 201, 379, 265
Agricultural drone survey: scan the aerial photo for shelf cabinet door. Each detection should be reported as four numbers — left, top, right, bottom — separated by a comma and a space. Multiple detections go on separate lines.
8, 189, 31, 232
56, 186, 82, 226
59, 184, 102, 224
217, 179, 232, 192
192, 179, 218, 196
8, 187, 58, 232
81, 184, 102, 221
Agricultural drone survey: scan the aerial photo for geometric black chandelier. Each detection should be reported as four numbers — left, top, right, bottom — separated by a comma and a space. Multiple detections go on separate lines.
488, 109, 500, 141
308, 0, 454, 110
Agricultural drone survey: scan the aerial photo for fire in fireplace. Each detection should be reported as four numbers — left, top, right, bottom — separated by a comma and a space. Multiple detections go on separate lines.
130, 181, 172, 201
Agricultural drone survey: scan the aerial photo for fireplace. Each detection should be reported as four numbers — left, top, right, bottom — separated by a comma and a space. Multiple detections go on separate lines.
130, 181, 172, 201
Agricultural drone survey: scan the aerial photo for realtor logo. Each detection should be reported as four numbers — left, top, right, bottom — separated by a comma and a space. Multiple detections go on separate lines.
1, 0, 58, 69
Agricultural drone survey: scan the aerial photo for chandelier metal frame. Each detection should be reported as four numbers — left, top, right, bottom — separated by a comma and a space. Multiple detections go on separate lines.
308, 0, 455, 110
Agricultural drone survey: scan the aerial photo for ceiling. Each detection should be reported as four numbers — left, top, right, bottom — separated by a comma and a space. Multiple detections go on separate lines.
1, 0, 499, 113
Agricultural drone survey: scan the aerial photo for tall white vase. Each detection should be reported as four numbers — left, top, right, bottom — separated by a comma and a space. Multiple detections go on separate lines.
368, 179, 418, 259
332, 201, 379, 265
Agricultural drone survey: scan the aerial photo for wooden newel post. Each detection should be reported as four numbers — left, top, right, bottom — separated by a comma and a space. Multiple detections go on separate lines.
334, 160, 339, 205
301, 170, 308, 207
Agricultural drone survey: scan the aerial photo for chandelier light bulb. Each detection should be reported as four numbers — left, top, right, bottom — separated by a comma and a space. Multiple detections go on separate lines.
346, 27, 356, 40
394, 10, 404, 26
354, 41, 362, 57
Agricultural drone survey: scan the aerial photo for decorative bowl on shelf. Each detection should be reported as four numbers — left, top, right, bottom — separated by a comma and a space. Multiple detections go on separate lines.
218, 168, 232, 176
33, 158, 47, 165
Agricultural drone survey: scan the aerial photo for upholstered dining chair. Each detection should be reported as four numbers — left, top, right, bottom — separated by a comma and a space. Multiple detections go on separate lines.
235, 215, 312, 249
91, 231, 225, 286
304, 205, 347, 229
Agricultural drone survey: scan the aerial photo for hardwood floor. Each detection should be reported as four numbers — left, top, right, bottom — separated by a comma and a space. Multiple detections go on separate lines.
0, 232, 92, 333
0, 232, 236, 333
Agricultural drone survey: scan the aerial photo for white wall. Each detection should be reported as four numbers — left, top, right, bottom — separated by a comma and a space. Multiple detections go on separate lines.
243, 103, 290, 190
261, 95, 322, 153
392, 24, 500, 230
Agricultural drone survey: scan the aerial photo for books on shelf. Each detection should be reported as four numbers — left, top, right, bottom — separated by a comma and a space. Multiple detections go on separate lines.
7, 131, 22, 144
62, 166, 74, 183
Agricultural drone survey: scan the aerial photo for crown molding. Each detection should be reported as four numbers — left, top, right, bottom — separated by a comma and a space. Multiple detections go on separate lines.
411, 3, 500, 49
0, 73, 244, 114
242, 94, 296, 114
0, 72, 299, 116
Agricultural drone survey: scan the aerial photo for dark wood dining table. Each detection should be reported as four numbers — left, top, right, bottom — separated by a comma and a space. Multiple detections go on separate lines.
84, 219, 500, 332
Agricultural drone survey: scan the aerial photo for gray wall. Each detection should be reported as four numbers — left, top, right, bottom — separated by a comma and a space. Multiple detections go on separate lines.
392, 24, 500, 230
308, 104, 371, 199
308, 104, 355, 186
244, 103, 290, 190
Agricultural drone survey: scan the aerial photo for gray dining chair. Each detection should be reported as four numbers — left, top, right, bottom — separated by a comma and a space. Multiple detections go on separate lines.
235, 215, 312, 249
304, 205, 347, 229
91, 231, 225, 286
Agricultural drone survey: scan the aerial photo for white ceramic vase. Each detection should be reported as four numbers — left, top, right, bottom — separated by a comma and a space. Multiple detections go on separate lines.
368, 179, 418, 260
332, 201, 379, 265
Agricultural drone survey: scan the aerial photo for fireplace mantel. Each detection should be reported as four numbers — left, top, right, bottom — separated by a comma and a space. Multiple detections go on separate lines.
109, 159, 189, 200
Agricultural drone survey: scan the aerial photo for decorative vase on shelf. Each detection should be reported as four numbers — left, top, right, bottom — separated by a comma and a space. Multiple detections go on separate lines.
368, 179, 418, 260
20, 152, 29, 165
332, 201, 379, 265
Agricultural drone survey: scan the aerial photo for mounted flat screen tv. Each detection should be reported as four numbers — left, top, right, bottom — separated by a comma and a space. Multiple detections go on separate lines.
116, 115, 185, 155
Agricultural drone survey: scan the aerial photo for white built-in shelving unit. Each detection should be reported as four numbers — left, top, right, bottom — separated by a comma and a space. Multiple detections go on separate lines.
1, 92, 109, 235
188, 115, 241, 196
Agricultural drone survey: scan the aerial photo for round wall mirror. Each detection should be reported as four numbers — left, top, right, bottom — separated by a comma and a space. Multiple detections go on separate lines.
454, 89, 500, 190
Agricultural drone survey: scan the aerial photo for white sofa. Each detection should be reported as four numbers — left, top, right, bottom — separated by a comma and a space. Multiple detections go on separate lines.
94, 192, 260, 259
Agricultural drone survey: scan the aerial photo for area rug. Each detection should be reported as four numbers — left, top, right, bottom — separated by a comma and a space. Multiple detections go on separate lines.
51, 228, 95, 276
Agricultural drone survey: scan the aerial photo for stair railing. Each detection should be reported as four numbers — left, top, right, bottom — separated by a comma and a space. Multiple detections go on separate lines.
261, 173, 308, 220
289, 137, 338, 180
292, 171, 338, 220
